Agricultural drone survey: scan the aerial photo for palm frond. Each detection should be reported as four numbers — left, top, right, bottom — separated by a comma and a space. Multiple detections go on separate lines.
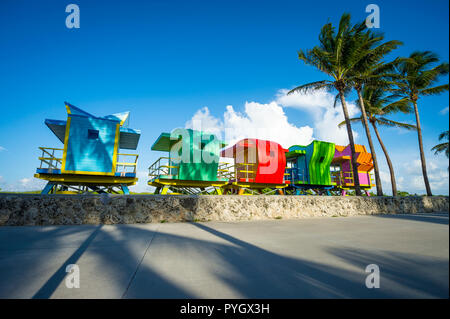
338, 117, 362, 128
381, 97, 412, 114
376, 117, 417, 130
420, 84, 449, 96
287, 80, 332, 95
439, 130, 449, 141
431, 142, 449, 157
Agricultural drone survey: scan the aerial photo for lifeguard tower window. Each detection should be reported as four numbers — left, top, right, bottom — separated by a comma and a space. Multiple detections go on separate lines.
88, 129, 99, 140
319, 156, 325, 163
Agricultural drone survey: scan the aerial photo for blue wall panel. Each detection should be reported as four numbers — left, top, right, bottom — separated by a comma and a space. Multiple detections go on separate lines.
64, 115, 117, 173
289, 145, 309, 183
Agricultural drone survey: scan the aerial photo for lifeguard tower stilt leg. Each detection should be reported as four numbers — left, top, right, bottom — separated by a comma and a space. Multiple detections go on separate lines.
41, 182, 56, 195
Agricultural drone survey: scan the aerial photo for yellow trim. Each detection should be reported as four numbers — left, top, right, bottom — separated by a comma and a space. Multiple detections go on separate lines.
112, 123, 120, 173
39, 157, 63, 161
61, 117, 71, 172
116, 162, 137, 166
118, 153, 138, 157
149, 178, 228, 188
119, 114, 128, 126
57, 170, 115, 176
229, 181, 288, 189
65, 104, 71, 114
61, 119, 121, 176
34, 173, 137, 185
39, 147, 64, 151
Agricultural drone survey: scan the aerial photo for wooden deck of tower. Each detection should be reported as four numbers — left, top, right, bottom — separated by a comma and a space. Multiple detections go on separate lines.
34, 102, 141, 194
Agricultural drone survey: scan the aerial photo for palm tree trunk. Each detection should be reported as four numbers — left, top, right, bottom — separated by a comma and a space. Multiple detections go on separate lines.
413, 101, 432, 196
339, 92, 362, 195
371, 121, 397, 196
356, 89, 383, 196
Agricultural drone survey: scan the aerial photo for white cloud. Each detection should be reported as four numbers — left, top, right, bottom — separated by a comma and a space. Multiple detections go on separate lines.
0, 176, 46, 192
440, 106, 449, 115
380, 157, 449, 195
20, 178, 32, 186
223, 102, 314, 148
379, 170, 391, 184
0, 146, 6, 152
185, 101, 314, 149
276, 89, 360, 145
185, 107, 224, 138
129, 170, 154, 193
185, 88, 361, 149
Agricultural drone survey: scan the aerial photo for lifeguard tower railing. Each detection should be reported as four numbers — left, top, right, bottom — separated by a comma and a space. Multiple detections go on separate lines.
330, 164, 375, 188
234, 162, 257, 182
231, 161, 296, 185
148, 157, 234, 181
284, 167, 308, 184
38, 147, 63, 171
218, 162, 234, 180
38, 147, 138, 176
330, 165, 354, 186
224, 161, 289, 195
115, 153, 139, 176
148, 157, 179, 180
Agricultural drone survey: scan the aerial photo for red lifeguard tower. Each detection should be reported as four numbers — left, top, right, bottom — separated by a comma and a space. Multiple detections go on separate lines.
220, 138, 289, 194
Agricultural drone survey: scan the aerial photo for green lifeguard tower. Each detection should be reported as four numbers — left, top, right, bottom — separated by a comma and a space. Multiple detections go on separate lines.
285, 140, 336, 195
148, 129, 231, 194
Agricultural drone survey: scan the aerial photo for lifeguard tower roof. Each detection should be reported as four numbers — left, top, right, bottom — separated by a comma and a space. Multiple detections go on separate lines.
45, 102, 141, 150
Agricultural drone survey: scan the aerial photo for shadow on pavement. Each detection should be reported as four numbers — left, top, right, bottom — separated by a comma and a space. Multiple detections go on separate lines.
32, 225, 103, 298
373, 213, 449, 225
0, 216, 448, 299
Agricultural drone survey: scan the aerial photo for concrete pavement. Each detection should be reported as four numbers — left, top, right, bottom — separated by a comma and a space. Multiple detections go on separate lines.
0, 213, 448, 298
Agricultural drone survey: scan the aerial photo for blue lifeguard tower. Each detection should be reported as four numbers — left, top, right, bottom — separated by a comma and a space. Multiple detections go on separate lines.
34, 102, 141, 194
285, 140, 336, 195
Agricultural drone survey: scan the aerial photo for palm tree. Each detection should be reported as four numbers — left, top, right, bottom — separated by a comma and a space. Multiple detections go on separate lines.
348, 28, 402, 196
431, 130, 449, 161
340, 87, 416, 196
288, 13, 365, 195
393, 51, 449, 196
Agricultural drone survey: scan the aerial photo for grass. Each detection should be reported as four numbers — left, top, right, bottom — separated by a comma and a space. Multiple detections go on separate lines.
0, 191, 41, 194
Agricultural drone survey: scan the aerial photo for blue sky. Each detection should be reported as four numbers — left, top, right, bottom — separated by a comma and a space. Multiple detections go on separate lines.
0, 0, 448, 194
